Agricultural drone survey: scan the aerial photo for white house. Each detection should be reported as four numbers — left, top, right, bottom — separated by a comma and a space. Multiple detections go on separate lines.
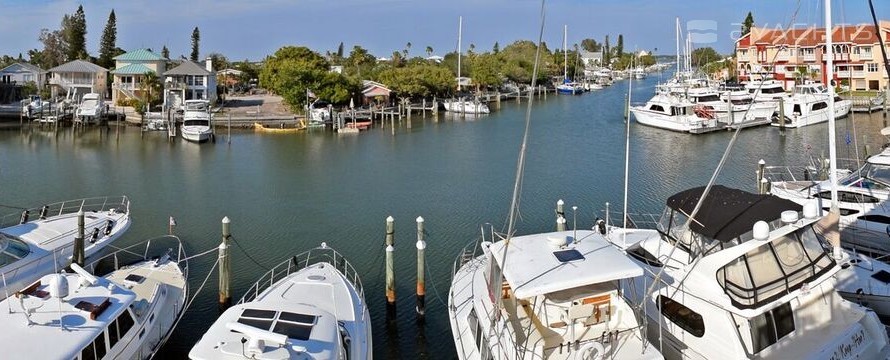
0, 62, 46, 89
163, 58, 217, 109
47, 60, 108, 100
579, 50, 603, 68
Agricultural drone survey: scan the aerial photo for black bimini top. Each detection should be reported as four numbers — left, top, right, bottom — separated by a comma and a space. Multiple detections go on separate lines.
666, 185, 802, 242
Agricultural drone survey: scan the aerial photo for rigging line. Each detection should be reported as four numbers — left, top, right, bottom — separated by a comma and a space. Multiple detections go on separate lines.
178, 246, 220, 262
867, 0, 890, 81
229, 234, 271, 271
637, 0, 805, 312
171, 256, 219, 332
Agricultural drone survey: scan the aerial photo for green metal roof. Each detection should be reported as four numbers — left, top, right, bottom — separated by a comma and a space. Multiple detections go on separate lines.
113, 49, 166, 62
111, 63, 154, 75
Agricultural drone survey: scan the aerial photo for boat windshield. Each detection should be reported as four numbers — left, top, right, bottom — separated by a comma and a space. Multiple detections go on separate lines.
183, 119, 209, 127
0, 234, 30, 268
760, 87, 785, 94
840, 163, 890, 189
694, 94, 721, 103
185, 102, 208, 112
81, 99, 98, 108
716, 226, 834, 309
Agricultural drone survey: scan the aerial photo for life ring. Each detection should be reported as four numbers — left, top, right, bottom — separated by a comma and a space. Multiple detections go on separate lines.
578, 341, 606, 360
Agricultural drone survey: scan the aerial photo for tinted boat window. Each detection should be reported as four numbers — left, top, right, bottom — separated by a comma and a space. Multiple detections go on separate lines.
658, 295, 705, 337
751, 302, 795, 353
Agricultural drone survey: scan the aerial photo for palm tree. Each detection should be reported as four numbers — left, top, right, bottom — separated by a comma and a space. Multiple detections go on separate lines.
406, 42, 412, 56
139, 71, 162, 111
426, 46, 433, 57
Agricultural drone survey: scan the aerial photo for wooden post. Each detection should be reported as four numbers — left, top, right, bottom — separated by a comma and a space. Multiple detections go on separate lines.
496, 91, 501, 110
73, 210, 85, 266
556, 199, 566, 231
778, 96, 786, 134
219, 216, 232, 311
385, 216, 396, 310
756, 159, 765, 193
415, 216, 426, 318
227, 114, 231, 145
422, 99, 426, 117
760, 177, 769, 195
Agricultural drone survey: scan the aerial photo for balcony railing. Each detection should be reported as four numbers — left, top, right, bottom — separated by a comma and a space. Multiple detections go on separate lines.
50, 77, 94, 86
802, 55, 816, 62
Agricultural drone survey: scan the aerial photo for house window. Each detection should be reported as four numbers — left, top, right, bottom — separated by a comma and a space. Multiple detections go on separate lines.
186, 76, 194, 86
195, 89, 204, 99
23, 74, 32, 82
869, 63, 879, 72
195, 76, 204, 86
658, 295, 705, 337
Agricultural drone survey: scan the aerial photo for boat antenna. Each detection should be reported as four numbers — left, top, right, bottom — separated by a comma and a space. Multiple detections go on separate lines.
825, 0, 842, 260
492, 0, 546, 330
622, 50, 634, 241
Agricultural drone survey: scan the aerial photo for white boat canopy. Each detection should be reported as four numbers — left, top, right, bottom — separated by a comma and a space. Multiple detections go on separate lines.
489, 230, 643, 299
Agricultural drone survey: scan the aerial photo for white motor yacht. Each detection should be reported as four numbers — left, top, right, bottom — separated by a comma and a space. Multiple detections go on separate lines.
744, 80, 788, 103
443, 98, 491, 114
21, 94, 50, 118
449, 229, 663, 360
0, 236, 187, 360
606, 185, 890, 359
75, 93, 105, 125
630, 93, 728, 133
686, 88, 776, 128
189, 243, 371, 360
180, 100, 213, 143
0, 196, 131, 295
771, 84, 852, 128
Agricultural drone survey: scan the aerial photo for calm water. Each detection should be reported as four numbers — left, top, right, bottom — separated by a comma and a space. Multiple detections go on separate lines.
0, 73, 887, 359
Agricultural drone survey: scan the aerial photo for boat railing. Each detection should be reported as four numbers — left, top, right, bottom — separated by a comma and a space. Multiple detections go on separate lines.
81, 235, 189, 279
0, 195, 130, 229
239, 243, 363, 305
598, 210, 661, 230
763, 157, 860, 185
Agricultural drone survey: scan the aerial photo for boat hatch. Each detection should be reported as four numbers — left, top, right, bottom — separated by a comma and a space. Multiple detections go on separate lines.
236, 309, 318, 341
872, 270, 890, 284
75, 298, 112, 320
553, 249, 584, 263
124, 274, 146, 284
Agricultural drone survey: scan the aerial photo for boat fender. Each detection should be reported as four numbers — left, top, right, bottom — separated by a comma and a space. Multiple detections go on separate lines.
578, 341, 605, 360
595, 219, 606, 235
19, 210, 29, 224
39, 205, 49, 220
90, 228, 100, 243
104, 220, 115, 235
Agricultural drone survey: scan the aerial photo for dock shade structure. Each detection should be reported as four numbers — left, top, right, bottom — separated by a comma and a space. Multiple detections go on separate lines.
488, 231, 643, 299
659, 185, 803, 252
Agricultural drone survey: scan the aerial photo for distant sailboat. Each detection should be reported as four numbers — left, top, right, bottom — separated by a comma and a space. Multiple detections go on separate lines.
556, 25, 584, 95
443, 16, 490, 115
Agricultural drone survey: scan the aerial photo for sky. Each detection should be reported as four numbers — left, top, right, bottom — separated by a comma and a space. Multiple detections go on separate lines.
0, 0, 886, 62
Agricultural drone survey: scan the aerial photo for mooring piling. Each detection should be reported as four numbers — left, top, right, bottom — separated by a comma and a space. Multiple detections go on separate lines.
556, 199, 566, 231
415, 216, 426, 319
219, 216, 232, 311
385, 216, 396, 312
755, 159, 765, 192
73, 210, 85, 266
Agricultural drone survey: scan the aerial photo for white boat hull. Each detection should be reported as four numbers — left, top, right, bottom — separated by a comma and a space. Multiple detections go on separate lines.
181, 126, 212, 142
771, 99, 852, 128
444, 100, 490, 114
630, 107, 725, 133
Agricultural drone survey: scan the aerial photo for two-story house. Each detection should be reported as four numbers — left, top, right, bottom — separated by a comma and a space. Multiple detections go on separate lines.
163, 58, 217, 109
111, 49, 167, 106
0, 62, 46, 89
47, 60, 108, 100
736, 21, 890, 91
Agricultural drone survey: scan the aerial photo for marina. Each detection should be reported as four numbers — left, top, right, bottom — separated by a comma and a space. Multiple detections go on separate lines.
2, 71, 890, 358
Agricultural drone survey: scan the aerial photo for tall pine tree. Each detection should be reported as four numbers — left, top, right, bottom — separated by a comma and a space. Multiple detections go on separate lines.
603, 35, 611, 65
190, 27, 201, 61
742, 12, 754, 36
161, 46, 170, 59
65, 5, 88, 60
98, 10, 117, 69
616, 34, 624, 58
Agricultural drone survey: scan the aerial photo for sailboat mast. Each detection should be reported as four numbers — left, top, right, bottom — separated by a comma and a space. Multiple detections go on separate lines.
564, 25, 568, 80
457, 16, 462, 91
676, 17, 681, 75
825, 0, 841, 258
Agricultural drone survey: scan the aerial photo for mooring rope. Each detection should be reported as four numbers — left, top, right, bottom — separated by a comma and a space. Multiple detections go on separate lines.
229, 234, 271, 271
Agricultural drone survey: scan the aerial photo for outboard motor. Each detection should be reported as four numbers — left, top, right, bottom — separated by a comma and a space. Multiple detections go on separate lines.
39, 205, 49, 220
595, 218, 606, 235
104, 220, 115, 235
90, 228, 100, 243
19, 210, 29, 224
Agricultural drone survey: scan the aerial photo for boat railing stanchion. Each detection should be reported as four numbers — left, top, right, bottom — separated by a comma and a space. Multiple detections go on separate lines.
385, 216, 396, 317
219, 216, 232, 311
416, 216, 426, 320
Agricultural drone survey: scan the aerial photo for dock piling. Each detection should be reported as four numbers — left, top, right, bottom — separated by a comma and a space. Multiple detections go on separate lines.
385, 216, 396, 311
73, 210, 85, 267
759, 177, 769, 195
756, 159, 765, 192
556, 199, 566, 231
778, 97, 786, 134
219, 216, 232, 311
415, 216, 426, 319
